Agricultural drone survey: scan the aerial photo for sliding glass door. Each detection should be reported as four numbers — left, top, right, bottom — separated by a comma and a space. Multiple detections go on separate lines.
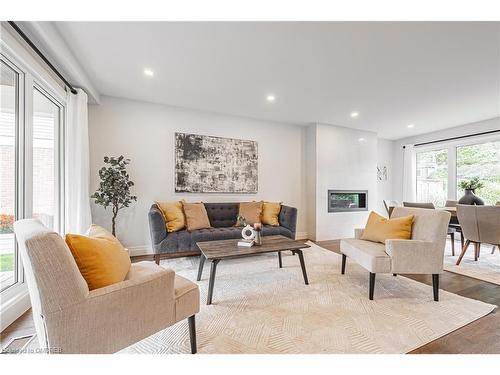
0, 52, 65, 296
0, 59, 20, 292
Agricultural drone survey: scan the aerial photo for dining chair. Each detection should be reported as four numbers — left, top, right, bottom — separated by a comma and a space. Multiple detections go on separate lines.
403, 202, 457, 255
383, 200, 400, 217
445, 200, 464, 250
456, 205, 500, 265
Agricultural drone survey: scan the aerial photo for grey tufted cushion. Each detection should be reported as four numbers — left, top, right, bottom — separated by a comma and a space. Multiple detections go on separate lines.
204, 203, 239, 228
149, 202, 298, 255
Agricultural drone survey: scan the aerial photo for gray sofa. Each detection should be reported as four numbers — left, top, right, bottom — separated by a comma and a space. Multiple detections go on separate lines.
148, 202, 298, 264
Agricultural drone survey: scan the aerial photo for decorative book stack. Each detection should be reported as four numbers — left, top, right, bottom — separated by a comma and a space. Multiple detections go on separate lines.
237, 239, 254, 247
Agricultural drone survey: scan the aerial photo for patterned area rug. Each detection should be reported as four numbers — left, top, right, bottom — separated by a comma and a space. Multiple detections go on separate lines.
122, 243, 496, 354
443, 241, 500, 285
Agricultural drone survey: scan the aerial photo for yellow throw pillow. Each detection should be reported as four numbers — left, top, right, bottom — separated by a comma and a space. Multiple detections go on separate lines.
261, 201, 281, 226
182, 202, 211, 231
65, 225, 131, 291
155, 200, 186, 232
360, 211, 414, 244
238, 201, 263, 226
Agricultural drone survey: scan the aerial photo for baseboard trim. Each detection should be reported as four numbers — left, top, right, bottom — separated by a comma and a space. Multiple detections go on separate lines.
128, 245, 153, 257
295, 231, 309, 240
0, 285, 31, 332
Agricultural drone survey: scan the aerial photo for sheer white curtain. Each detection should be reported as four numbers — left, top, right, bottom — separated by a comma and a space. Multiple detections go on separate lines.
65, 88, 92, 233
402, 144, 416, 202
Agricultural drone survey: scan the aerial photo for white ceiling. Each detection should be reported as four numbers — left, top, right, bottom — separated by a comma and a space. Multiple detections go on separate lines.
54, 22, 500, 139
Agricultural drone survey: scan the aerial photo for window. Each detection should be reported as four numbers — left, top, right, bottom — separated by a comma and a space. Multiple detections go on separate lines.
416, 148, 448, 207
415, 137, 500, 207
33, 88, 62, 230
457, 141, 500, 205
0, 60, 19, 292
0, 51, 65, 296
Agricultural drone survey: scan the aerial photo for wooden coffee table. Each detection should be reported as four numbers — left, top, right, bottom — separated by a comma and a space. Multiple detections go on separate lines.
196, 235, 311, 305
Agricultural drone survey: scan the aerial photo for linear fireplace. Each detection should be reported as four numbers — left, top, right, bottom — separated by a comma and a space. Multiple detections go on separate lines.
328, 190, 368, 212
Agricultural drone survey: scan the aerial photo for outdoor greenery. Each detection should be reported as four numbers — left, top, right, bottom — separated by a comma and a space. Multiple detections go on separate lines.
91, 156, 137, 236
456, 141, 500, 205
417, 141, 500, 206
0, 254, 14, 272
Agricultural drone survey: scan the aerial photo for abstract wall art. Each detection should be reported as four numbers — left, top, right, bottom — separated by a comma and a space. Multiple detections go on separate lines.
175, 132, 258, 193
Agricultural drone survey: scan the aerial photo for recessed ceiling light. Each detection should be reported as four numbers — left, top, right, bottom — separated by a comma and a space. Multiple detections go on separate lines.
144, 69, 154, 77
351, 112, 359, 118
407, 124, 415, 128
358, 137, 365, 142
266, 94, 276, 102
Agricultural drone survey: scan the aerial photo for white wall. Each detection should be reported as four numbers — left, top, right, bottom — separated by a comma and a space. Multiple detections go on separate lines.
392, 117, 500, 201
376, 138, 394, 216
306, 123, 378, 241
88, 96, 307, 252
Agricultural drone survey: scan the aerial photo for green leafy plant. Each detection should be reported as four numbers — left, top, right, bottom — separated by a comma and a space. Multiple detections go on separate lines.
91, 156, 137, 236
458, 177, 484, 191
236, 215, 247, 227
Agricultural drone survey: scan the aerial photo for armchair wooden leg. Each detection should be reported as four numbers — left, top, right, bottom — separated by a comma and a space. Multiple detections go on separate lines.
341, 254, 346, 274
154, 254, 160, 265
188, 315, 197, 354
369, 273, 376, 300
432, 274, 439, 301
492, 245, 497, 255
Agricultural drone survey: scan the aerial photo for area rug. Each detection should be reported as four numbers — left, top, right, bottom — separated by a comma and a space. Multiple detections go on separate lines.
122, 243, 496, 354
443, 241, 500, 285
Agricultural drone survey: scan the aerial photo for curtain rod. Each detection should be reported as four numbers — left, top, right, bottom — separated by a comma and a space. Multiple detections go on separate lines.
402, 129, 500, 148
7, 21, 77, 95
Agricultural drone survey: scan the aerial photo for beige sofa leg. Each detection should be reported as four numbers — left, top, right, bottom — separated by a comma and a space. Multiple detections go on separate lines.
154, 254, 160, 265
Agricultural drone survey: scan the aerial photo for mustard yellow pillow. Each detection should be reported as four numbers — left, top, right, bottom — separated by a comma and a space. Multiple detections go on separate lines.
155, 200, 186, 232
261, 201, 281, 226
182, 202, 211, 231
360, 211, 414, 244
238, 201, 263, 226
65, 225, 131, 290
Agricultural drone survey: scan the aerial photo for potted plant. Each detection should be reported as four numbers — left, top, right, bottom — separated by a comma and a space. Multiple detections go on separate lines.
458, 177, 485, 205
91, 156, 137, 236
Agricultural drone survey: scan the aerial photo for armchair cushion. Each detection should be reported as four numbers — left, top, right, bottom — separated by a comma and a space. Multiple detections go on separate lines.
340, 238, 391, 273
385, 239, 443, 274
174, 275, 200, 321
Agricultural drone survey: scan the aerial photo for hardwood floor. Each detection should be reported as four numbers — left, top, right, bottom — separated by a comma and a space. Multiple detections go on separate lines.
316, 239, 500, 354
2, 241, 499, 353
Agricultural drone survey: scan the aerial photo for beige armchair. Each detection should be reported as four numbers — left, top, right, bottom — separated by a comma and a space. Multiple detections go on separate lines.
13, 219, 200, 354
456, 205, 500, 264
340, 207, 450, 301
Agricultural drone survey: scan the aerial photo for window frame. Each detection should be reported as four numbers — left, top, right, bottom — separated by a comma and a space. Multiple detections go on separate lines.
415, 133, 500, 206
0, 37, 66, 302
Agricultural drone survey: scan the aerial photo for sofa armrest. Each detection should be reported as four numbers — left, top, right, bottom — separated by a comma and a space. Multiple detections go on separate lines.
354, 228, 365, 239
279, 205, 297, 238
385, 239, 443, 274
148, 205, 167, 251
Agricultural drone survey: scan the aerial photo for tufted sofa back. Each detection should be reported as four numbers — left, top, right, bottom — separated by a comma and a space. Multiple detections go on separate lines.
204, 203, 239, 227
